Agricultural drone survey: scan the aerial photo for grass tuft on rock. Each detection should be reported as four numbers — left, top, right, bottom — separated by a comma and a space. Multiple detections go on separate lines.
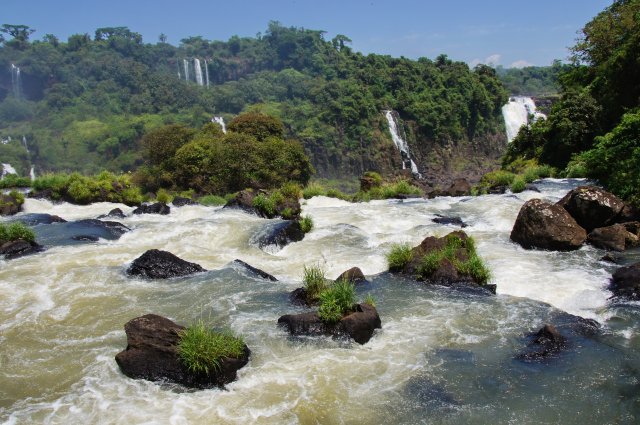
177, 320, 245, 375
386, 243, 413, 271
0, 222, 36, 244
300, 215, 314, 233
318, 279, 356, 324
303, 264, 328, 303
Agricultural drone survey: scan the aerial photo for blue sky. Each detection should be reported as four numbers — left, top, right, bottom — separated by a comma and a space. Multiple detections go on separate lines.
3, 0, 612, 67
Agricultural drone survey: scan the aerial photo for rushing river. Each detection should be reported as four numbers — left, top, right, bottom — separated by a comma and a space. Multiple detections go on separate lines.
1, 179, 639, 424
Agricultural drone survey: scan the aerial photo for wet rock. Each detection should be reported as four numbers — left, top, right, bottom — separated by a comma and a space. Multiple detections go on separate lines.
127, 249, 206, 279
487, 185, 507, 195
17, 213, 67, 225
587, 222, 640, 251
516, 324, 567, 362
252, 220, 304, 251
610, 262, 640, 300
115, 314, 250, 389
133, 203, 170, 215
224, 189, 257, 213
0, 239, 44, 259
98, 208, 125, 219
0, 193, 23, 216
557, 186, 625, 232
172, 197, 197, 207
225, 189, 301, 220
600, 253, 621, 264
71, 235, 100, 242
289, 287, 310, 306
277, 303, 381, 344
615, 204, 640, 224
404, 376, 459, 411
30, 219, 129, 246
524, 184, 540, 193
510, 198, 586, 251
335, 267, 367, 285
232, 259, 278, 281
432, 214, 468, 228
444, 178, 471, 197
28, 188, 55, 201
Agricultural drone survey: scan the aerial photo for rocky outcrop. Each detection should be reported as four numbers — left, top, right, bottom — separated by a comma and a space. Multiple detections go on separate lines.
610, 262, 640, 300
587, 222, 640, 251
443, 178, 471, 197
277, 303, 381, 344
0, 239, 44, 259
115, 314, 250, 389
17, 213, 67, 225
0, 192, 24, 216
232, 259, 278, 281
225, 189, 301, 220
98, 208, 125, 219
510, 199, 587, 251
516, 324, 567, 362
432, 215, 468, 228
557, 186, 625, 232
172, 197, 197, 207
127, 250, 205, 279
133, 203, 170, 215
252, 220, 304, 251
335, 267, 367, 285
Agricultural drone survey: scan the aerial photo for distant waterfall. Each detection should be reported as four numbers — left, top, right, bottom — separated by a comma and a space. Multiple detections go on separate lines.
502, 96, 546, 142
194, 58, 204, 86
384, 110, 420, 176
213, 116, 227, 134
204, 59, 210, 87
1, 163, 17, 178
30, 166, 36, 180
177, 62, 181, 79
183, 59, 190, 82
11, 64, 23, 99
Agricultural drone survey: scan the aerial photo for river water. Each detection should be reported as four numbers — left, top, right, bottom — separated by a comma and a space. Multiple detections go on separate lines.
1, 179, 639, 424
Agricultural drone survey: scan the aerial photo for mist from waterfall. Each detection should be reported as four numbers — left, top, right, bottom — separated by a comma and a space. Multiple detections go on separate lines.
502, 96, 546, 142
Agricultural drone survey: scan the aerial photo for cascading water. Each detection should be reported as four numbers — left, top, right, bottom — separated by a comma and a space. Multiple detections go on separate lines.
213, 116, 227, 133
182, 59, 190, 82
1, 163, 17, 178
10, 64, 23, 99
384, 110, 420, 176
193, 58, 204, 86
502, 96, 547, 142
177, 62, 181, 79
29, 166, 36, 181
204, 59, 210, 87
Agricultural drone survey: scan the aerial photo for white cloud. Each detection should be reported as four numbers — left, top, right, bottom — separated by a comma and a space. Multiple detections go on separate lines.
485, 54, 501, 66
469, 58, 481, 67
510, 59, 534, 68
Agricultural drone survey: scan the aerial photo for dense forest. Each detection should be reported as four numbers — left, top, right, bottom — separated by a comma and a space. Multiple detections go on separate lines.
496, 62, 567, 97
505, 0, 640, 205
0, 21, 511, 187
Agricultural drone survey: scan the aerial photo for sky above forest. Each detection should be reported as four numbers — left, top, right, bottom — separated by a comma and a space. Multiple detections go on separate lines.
4, 0, 612, 68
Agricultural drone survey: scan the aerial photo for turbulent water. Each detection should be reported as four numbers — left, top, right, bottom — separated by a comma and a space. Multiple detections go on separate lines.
1, 179, 639, 424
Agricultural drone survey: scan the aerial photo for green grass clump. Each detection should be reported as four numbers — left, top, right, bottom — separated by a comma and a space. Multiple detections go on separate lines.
363, 294, 376, 307
31, 172, 142, 206
300, 215, 314, 233
279, 182, 302, 199
155, 188, 173, 204
198, 195, 227, 206
318, 279, 356, 324
386, 243, 413, 271
303, 264, 328, 303
0, 174, 31, 189
510, 176, 526, 193
355, 180, 423, 202
0, 222, 36, 244
252, 193, 277, 217
303, 182, 327, 199
177, 320, 245, 375
8, 190, 25, 205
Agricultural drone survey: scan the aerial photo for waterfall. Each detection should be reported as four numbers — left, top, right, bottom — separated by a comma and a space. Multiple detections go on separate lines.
213, 116, 227, 134
22, 135, 29, 154
30, 166, 36, 180
177, 62, 181, 79
204, 59, 210, 87
182, 59, 190, 82
384, 110, 420, 176
501, 96, 547, 142
194, 58, 204, 86
11, 64, 23, 99
1, 163, 17, 178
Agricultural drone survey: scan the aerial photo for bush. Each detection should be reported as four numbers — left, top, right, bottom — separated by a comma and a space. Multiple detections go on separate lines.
155, 188, 172, 204
0, 222, 36, 244
177, 320, 245, 375
300, 215, 314, 233
8, 190, 25, 205
386, 243, 413, 271
252, 193, 277, 217
198, 195, 227, 206
318, 279, 356, 324
510, 176, 526, 193
0, 174, 31, 189
303, 264, 328, 303
303, 181, 327, 199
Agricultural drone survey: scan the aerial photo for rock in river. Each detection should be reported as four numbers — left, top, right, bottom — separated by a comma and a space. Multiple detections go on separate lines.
127, 249, 206, 279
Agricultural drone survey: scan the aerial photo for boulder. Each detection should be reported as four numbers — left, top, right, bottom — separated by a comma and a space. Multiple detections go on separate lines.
224, 189, 257, 213
127, 249, 206, 279
133, 203, 170, 215
0, 239, 44, 259
98, 208, 125, 219
232, 259, 278, 281
600, 253, 622, 264
225, 189, 301, 219
432, 214, 468, 228
252, 220, 304, 251
289, 287, 310, 306
0, 193, 23, 216
610, 262, 640, 300
615, 204, 640, 224
29, 219, 129, 247
557, 186, 625, 232
587, 222, 640, 251
510, 198, 586, 251
444, 178, 471, 197
335, 267, 367, 285
516, 324, 567, 362
17, 213, 67, 225
524, 184, 540, 193
172, 197, 197, 207
277, 303, 381, 344
115, 314, 250, 389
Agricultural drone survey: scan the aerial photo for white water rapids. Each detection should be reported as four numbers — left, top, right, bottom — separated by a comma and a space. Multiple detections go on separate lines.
1, 179, 639, 424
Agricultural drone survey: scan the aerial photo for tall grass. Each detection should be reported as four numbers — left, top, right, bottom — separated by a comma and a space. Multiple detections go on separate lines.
318, 279, 356, 324
0, 222, 36, 244
386, 243, 413, 271
303, 264, 328, 303
177, 320, 245, 375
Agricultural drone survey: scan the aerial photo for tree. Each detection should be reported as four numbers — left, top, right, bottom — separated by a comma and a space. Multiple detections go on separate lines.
331, 34, 352, 52
158, 33, 167, 44
228, 112, 285, 141
1, 24, 35, 49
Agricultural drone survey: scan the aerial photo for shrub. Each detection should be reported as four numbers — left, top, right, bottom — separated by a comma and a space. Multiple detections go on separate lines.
280, 182, 302, 199
318, 279, 356, 324
387, 243, 413, 271
510, 176, 526, 193
0, 222, 36, 244
252, 193, 277, 217
177, 320, 245, 375
303, 264, 328, 303
303, 182, 327, 199
0, 174, 31, 189
363, 171, 383, 187
9, 190, 25, 205
155, 188, 172, 204
198, 195, 227, 206
300, 215, 314, 233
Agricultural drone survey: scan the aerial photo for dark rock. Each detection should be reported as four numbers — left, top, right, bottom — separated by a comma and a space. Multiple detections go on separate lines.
444, 178, 471, 197
0, 193, 23, 216
0, 239, 44, 259
232, 259, 278, 281
98, 208, 125, 219
277, 303, 381, 344
27, 188, 55, 200
225, 189, 301, 219
510, 198, 586, 251
115, 314, 250, 389
224, 189, 257, 213
557, 186, 625, 232
487, 185, 507, 195
133, 203, 170, 215
524, 184, 540, 193
600, 253, 621, 263
71, 235, 100, 242
615, 204, 640, 224
335, 267, 367, 285
30, 219, 129, 246
587, 222, 640, 251
516, 324, 567, 362
172, 197, 197, 207
127, 249, 206, 279
289, 287, 310, 306
432, 214, 468, 228
17, 213, 67, 225
610, 262, 640, 300
252, 220, 304, 251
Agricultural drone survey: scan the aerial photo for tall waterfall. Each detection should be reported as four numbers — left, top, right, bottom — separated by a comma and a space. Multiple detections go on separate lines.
30, 166, 36, 180
194, 59, 204, 86
11, 64, 23, 99
204, 59, 210, 87
182, 59, 190, 82
177, 62, 181, 79
384, 110, 420, 176
1, 163, 17, 178
502, 96, 546, 143
213, 116, 227, 133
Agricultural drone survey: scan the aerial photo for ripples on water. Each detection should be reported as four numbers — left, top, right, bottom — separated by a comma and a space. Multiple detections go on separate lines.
1, 179, 639, 424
